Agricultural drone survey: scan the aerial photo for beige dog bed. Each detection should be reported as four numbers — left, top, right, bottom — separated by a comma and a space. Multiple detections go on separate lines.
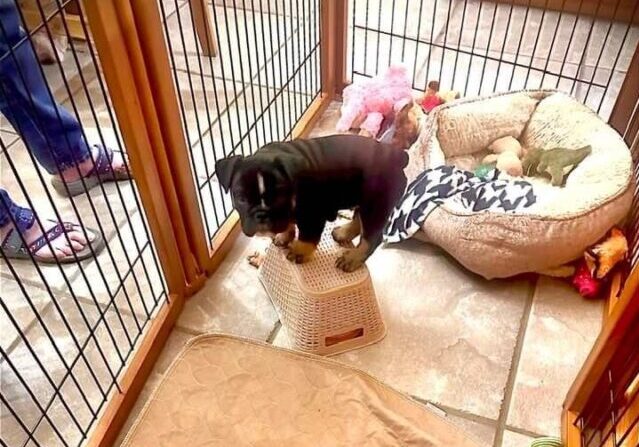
121, 335, 480, 446
405, 90, 633, 279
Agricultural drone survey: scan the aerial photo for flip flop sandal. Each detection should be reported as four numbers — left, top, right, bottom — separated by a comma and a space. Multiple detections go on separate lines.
51, 145, 131, 198
1, 219, 105, 264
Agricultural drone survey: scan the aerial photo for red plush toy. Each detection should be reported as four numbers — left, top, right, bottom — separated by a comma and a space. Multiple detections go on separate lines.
419, 80, 444, 113
572, 260, 602, 299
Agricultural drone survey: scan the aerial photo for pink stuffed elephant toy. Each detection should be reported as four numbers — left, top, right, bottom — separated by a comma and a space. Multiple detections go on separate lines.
336, 64, 413, 138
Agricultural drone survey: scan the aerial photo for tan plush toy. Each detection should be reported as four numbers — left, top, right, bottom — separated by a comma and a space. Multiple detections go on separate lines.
482, 136, 524, 177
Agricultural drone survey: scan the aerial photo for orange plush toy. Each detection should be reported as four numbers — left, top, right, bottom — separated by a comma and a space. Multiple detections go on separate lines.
571, 227, 629, 299
585, 228, 628, 279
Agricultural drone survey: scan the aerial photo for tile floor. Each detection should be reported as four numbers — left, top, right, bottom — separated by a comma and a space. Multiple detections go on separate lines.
2, 0, 633, 445
114, 103, 604, 447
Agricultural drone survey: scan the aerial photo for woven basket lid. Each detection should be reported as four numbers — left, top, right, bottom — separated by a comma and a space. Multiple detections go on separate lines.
285, 233, 370, 295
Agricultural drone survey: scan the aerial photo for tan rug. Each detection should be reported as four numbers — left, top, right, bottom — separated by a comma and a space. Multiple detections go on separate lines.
121, 334, 481, 447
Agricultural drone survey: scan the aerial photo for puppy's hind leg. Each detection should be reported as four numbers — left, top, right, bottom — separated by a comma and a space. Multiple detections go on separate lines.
336, 176, 404, 272
335, 210, 384, 273
332, 209, 361, 246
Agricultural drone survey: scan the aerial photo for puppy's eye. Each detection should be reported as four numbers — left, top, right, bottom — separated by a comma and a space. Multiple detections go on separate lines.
235, 195, 248, 205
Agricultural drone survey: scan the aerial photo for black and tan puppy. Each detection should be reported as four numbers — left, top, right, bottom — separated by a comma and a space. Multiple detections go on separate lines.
215, 135, 408, 272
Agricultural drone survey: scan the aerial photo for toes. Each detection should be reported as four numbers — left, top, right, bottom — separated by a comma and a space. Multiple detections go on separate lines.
68, 238, 86, 252
335, 254, 363, 272
67, 228, 90, 245
56, 244, 74, 257
286, 251, 306, 264
273, 238, 289, 248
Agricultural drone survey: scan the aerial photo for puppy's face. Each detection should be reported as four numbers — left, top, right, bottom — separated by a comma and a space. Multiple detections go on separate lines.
216, 155, 295, 237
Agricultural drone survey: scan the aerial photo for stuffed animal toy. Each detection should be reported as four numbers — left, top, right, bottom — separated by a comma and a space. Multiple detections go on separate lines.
418, 80, 460, 113
584, 227, 628, 279
380, 98, 425, 150
522, 145, 592, 186
473, 163, 495, 180
572, 259, 602, 299
336, 64, 413, 138
419, 80, 444, 113
482, 136, 524, 177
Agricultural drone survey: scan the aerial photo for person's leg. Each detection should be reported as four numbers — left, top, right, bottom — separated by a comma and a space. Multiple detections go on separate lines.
0, 0, 125, 185
0, 0, 90, 174
0, 188, 100, 261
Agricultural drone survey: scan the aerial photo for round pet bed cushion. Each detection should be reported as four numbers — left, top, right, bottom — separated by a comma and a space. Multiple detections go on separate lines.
405, 90, 633, 279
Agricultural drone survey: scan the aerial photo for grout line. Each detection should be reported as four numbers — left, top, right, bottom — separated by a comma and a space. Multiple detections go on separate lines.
503, 424, 547, 440
265, 320, 282, 344
415, 399, 500, 428
492, 275, 538, 447
5, 300, 55, 355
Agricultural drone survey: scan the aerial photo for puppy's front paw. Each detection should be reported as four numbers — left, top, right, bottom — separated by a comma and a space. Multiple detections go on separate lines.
273, 231, 294, 248
335, 248, 366, 272
286, 240, 317, 264
273, 224, 296, 248
332, 223, 359, 246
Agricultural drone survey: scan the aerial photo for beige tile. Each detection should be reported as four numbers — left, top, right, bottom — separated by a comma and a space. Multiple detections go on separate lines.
443, 413, 496, 447
172, 69, 245, 145
0, 296, 138, 447
167, 2, 307, 88
211, 0, 301, 17
189, 83, 314, 183
41, 42, 98, 103
153, 329, 194, 375
63, 77, 123, 150
114, 372, 163, 447
500, 429, 536, 447
0, 278, 52, 352
177, 235, 278, 340
70, 212, 166, 313
275, 240, 531, 419
507, 276, 602, 436
161, 0, 187, 18
1, 130, 18, 147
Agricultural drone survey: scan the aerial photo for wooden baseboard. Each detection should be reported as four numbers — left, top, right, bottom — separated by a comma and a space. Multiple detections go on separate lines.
86, 294, 184, 447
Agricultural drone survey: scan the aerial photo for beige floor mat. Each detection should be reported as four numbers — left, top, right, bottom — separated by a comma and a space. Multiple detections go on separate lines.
122, 334, 481, 447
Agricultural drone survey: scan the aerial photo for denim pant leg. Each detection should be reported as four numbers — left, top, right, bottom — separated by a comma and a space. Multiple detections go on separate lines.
0, 0, 91, 175
0, 188, 32, 231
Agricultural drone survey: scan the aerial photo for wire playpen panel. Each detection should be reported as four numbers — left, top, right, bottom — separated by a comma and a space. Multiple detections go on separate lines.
0, 1, 167, 446
348, 0, 638, 120
159, 0, 322, 246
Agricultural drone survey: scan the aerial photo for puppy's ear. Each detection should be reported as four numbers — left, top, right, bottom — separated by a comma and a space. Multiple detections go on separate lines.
216, 155, 243, 192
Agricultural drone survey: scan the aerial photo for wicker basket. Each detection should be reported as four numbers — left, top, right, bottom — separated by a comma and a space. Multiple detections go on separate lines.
259, 227, 386, 356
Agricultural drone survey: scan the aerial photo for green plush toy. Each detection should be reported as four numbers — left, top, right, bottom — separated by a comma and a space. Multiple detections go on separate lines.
522, 145, 592, 187
473, 162, 496, 180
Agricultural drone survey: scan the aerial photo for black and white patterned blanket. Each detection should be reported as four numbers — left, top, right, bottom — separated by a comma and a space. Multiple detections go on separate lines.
384, 165, 537, 243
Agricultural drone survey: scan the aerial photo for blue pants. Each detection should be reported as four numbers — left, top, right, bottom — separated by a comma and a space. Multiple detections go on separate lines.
0, 0, 90, 229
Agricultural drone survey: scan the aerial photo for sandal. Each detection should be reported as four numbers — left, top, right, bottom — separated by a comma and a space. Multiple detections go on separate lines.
1, 218, 105, 264
51, 145, 131, 197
